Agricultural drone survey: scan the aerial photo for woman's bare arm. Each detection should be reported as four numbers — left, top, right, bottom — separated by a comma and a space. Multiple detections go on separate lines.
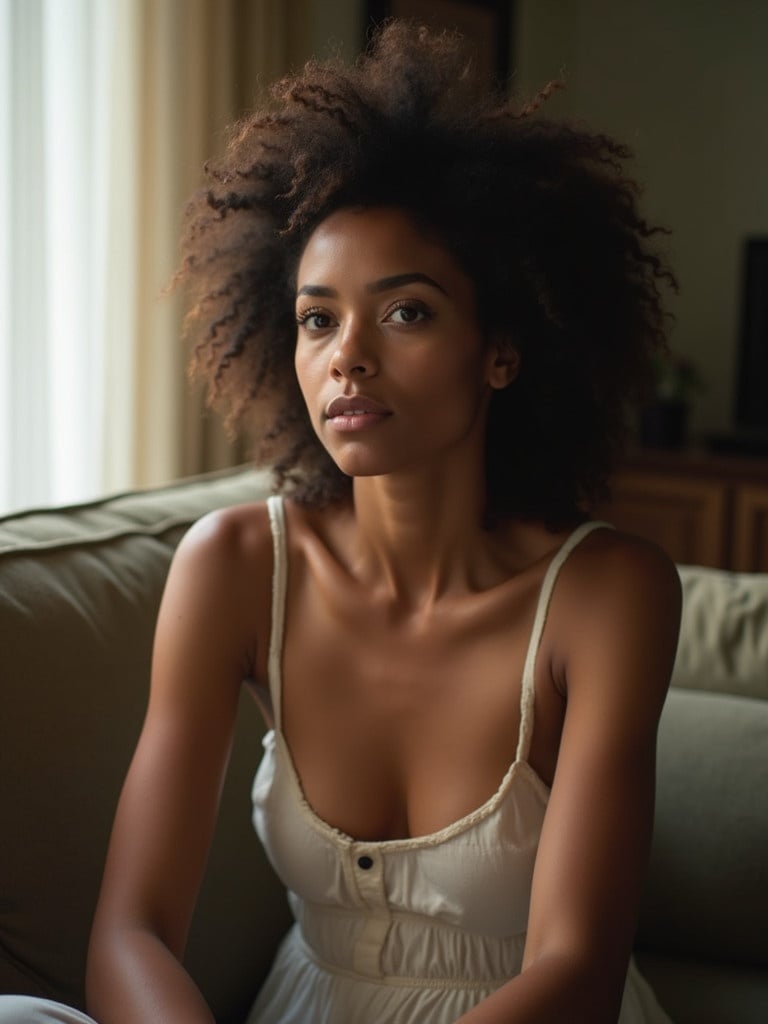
86, 507, 266, 1023
457, 534, 681, 1024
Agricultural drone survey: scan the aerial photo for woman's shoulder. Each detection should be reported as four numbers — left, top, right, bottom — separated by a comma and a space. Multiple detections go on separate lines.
163, 500, 277, 629
177, 498, 274, 566
553, 524, 682, 709
566, 523, 681, 605
173, 494, 349, 588
555, 523, 682, 640
496, 516, 678, 590
153, 500, 278, 684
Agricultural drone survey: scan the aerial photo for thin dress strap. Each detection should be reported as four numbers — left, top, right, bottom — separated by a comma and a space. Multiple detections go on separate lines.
515, 521, 610, 764
266, 494, 288, 731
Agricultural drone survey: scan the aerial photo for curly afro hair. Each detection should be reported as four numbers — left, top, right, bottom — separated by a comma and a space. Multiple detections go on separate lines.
176, 20, 677, 528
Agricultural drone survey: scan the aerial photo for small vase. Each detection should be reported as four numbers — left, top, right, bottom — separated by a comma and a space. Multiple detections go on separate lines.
639, 399, 689, 450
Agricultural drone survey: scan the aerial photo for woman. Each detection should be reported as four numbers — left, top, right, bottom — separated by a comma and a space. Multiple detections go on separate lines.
2, 20, 680, 1024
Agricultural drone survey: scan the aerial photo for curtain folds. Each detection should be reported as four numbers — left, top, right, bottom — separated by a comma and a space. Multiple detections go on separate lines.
129, 0, 312, 488
1, 0, 312, 513
2, 0, 114, 510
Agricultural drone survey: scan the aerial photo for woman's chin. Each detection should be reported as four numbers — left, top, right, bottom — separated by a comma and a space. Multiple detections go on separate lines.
332, 459, 392, 479
328, 449, 410, 480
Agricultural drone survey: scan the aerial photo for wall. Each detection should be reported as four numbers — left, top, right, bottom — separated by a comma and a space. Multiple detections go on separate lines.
305, 0, 363, 62
279, 0, 768, 435
512, 0, 768, 437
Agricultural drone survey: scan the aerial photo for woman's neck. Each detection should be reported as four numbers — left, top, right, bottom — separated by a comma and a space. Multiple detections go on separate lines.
347, 465, 499, 610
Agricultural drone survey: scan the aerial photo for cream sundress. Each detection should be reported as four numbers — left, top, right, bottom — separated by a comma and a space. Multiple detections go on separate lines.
248, 496, 672, 1024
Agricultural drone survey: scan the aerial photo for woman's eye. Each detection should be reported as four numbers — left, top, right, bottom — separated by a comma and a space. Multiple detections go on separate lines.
296, 309, 333, 331
386, 302, 430, 325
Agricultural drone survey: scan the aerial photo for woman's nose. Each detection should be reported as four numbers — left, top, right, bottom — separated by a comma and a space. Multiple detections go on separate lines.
329, 322, 378, 380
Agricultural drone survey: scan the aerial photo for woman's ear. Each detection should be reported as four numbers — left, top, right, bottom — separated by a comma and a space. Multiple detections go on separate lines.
486, 339, 521, 390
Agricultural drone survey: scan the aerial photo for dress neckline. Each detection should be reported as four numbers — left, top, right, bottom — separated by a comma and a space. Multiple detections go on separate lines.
264, 496, 607, 849
263, 725, 551, 851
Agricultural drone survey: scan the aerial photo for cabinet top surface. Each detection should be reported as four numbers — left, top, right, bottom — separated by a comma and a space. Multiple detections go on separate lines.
622, 447, 768, 482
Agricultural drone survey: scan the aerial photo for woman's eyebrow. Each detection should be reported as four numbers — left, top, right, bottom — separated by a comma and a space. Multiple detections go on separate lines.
367, 272, 447, 295
296, 284, 337, 298
296, 272, 448, 300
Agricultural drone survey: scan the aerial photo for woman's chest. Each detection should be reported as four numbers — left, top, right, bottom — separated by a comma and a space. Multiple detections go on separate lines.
276, 571, 558, 842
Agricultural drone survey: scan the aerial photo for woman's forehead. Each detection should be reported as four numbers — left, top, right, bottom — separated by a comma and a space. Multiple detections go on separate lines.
296, 206, 469, 292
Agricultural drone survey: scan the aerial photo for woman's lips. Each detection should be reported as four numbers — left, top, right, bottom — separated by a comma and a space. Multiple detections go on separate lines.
325, 395, 392, 431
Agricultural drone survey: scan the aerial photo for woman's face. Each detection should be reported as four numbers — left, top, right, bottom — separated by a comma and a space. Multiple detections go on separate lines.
294, 206, 512, 480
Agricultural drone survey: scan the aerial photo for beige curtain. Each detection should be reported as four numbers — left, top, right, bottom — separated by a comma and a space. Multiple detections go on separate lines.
124, 0, 312, 489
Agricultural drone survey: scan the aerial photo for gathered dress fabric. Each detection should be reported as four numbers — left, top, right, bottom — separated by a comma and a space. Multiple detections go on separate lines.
248, 496, 673, 1024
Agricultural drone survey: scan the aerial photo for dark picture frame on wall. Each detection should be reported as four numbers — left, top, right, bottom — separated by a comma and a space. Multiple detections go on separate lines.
735, 238, 768, 433
365, 0, 514, 89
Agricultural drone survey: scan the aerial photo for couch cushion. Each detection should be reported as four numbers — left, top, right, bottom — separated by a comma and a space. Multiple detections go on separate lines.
636, 952, 768, 1024
673, 565, 768, 701
638, 687, 768, 968
0, 466, 272, 552
0, 467, 291, 1021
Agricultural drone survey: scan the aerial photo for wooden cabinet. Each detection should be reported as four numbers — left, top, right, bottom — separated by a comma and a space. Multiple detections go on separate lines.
593, 450, 768, 571
732, 485, 768, 570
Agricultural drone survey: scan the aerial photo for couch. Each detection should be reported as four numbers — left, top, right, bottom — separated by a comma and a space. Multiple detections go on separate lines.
1, 467, 766, 1023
